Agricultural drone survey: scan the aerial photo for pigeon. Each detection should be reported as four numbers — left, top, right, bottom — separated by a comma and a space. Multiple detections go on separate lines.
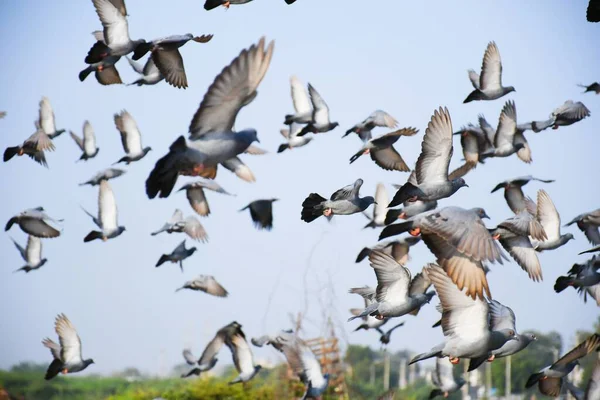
285, 0, 297, 4
491, 176, 554, 214
380, 206, 502, 299
467, 300, 537, 371
5, 207, 62, 238
181, 321, 241, 378
379, 322, 405, 345
146, 37, 274, 198
589, 0, 600, 22
4, 129, 54, 167
131, 34, 213, 89
82, 180, 126, 242
79, 32, 122, 85
526, 334, 600, 397
151, 209, 208, 242
113, 110, 152, 164
176, 275, 228, 297
449, 124, 489, 178
277, 122, 312, 153
531, 190, 574, 252
225, 323, 262, 384
0, 111, 6, 119
126, 56, 163, 86
251, 330, 295, 352
301, 179, 375, 223
79, 168, 126, 186
566, 356, 600, 400
297, 84, 339, 136
429, 358, 466, 399
356, 237, 421, 265
204, 0, 254, 11
84, 0, 146, 64
37, 97, 65, 139
490, 212, 546, 281
349, 287, 389, 332
566, 209, 600, 245
464, 41, 515, 103
11, 235, 48, 273
388, 108, 468, 207
156, 240, 197, 272
554, 256, 600, 306
532, 101, 591, 132
284, 76, 312, 125
410, 265, 517, 365
281, 336, 330, 399
385, 173, 438, 223
177, 179, 232, 217
344, 110, 399, 142
348, 251, 434, 321
240, 199, 278, 230
70, 121, 99, 161
362, 183, 389, 229
349, 127, 418, 172
578, 82, 600, 94
42, 314, 94, 380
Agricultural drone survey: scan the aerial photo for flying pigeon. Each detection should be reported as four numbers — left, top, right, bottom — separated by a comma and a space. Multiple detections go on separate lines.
410, 265, 517, 365
204, 0, 254, 10
531, 190, 574, 252
176, 275, 228, 297
70, 121, 99, 161
240, 199, 278, 231
251, 330, 295, 352
4, 129, 55, 167
277, 122, 312, 153
126, 56, 163, 86
42, 314, 94, 380
79, 168, 126, 186
37, 97, 65, 139
356, 237, 421, 265
491, 176, 554, 214
348, 251, 434, 321
301, 179, 375, 223
464, 41, 515, 103
526, 334, 600, 397
177, 179, 232, 217
146, 37, 274, 198
131, 34, 213, 89
284, 76, 312, 125
379, 322, 405, 345
151, 209, 208, 242
296, 84, 339, 136
578, 82, 600, 94
566, 209, 600, 245
82, 180, 126, 242
156, 240, 197, 272
280, 335, 330, 399
385, 173, 438, 223
449, 124, 490, 178
225, 323, 262, 384
349, 128, 418, 172
349, 286, 389, 333
11, 235, 48, 273
5, 207, 62, 238
113, 110, 152, 164
79, 31, 122, 85
344, 110, 399, 142
554, 256, 600, 306
532, 101, 591, 132
0, 111, 6, 119
429, 357, 466, 399
388, 108, 468, 207
362, 183, 390, 229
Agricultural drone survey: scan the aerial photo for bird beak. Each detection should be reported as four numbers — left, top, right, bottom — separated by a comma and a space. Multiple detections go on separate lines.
482, 213, 490, 219
464, 184, 470, 188
373, 201, 378, 205
255, 138, 261, 143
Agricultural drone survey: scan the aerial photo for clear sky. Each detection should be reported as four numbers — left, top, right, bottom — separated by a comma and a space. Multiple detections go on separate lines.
0, 0, 598, 376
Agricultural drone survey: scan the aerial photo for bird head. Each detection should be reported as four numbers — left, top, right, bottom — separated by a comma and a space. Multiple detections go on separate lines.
506, 86, 516, 94
40, 259, 49, 267
453, 178, 469, 189
331, 122, 340, 129
363, 196, 376, 207
190, 247, 198, 254
472, 208, 490, 219
254, 365, 263, 372
239, 128, 259, 144
143, 146, 152, 154
565, 233, 575, 242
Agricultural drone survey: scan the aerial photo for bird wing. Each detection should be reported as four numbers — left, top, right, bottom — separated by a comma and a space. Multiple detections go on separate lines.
373, 183, 389, 224
298, 343, 327, 388
228, 332, 255, 374
114, 110, 142, 154
55, 314, 84, 365
553, 334, 600, 368
96, 65, 123, 85
25, 235, 43, 266
183, 216, 208, 242
198, 331, 225, 365
152, 49, 187, 89
330, 179, 363, 201
478, 115, 496, 144
198, 275, 228, 297
172, 239, 187, 254
186, 186, 209, 216
99, 180, 118, 232
584, 357, 600, 400
468, 69, 480, 90
19, 215, 61, 238
127, 56, 144, 74
436, 357, 457, 388
221, 157, 256, 183
371, 147, 410, 172
538, 377, 562, 397
83, 121, 97, 155
25, 130, 55, 153
514, 131, 531, 163
69, 131, 84, 151
290, 76, 311, 115
42, 338, 62, 361
38, 97, 56, 135
92, 0, 131, 48
408, 270, 432, 297
554, 101, 591, 121
494, 101, 517, 149
415, 107, 453, 185
143, 57, 160, 76
369, 110, 398, 128
188, 37, 274, 139
479, 41, 502, 91
487, 299, 516, 331
500, 235, 543, 281
108, 0, 127, 16
307, 83, 331, 126
11, 237, 27, 261
536, 190, 560, 241
182, 349, 196, 365
369, 250, 411, 304
500, 212, 547, 241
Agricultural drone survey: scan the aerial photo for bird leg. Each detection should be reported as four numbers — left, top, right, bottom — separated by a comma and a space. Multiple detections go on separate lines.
449, 357, 460, 364
62, 368, 68, 374
97, 65, 104, 72
102, 236, 108, 242
398, 212, 407, 219
363, 149, 370, 155
487, 354, 495, 362
492, 233, 500, 240
323, 208, 333, 217
552, 125, 558, 130
375, 314, 385, 320
223, 1, 230, 8
407, 196, 418, 202
18, 148, 24, 156
409, 227, 421, 236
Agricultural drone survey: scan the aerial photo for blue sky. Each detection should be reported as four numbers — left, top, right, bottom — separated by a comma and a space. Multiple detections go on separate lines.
0, 0, 598, 375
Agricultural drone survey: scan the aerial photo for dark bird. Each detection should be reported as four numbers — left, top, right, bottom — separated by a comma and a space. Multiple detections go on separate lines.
301, 179, 375, 223
240, 199, 278, 230
156, 240, 198, 272
578, 82, 600, 94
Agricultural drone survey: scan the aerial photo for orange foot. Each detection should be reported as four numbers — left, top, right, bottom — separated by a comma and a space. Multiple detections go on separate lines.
102, 236, 108, 242
18, 148, 24, 156
409, 227, 421, 236
492, 233, 500, 240
487, 354, 495, 362
364, 149, 370, 155
552, 125, 558, 130
323, 208, 333, 217
449, 357, 460, 365
407, 196, 418, 202
62, 368, 68, 374
223, 1, 230, 8
375, 314, 385, 320
398, 212, 407, 219
98, 65, 104, 72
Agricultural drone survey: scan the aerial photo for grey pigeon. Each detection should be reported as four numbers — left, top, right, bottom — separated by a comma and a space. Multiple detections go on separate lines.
388, 108, 468, 207
467, 300, 537, 371
297, 84, 339, 136
348, 252, 434, 321
82, 180, 126, 242
362, 183, 389, 229
79, 168, 126, 186
113, 110, 152, 164
151, 209, 208, 242
464, 41, 515, 103
356, 236, 421, 265
84, 0, 145, 64
379, 322, 405, 345
532, 100, 591, 132
225, 323, 262, 384
349, 128, 418, 172
11, 235, 48, 273
385, 173, 437, 223
479, 101, 531, 163
554, 256, 600, 306
278, 335, 329, 399
204, 0, 253, 10
176, 274, 228, 297
526, 334, 600, 397
37, 97, 65, 139
178, 179, 232, 217
449, 124, 488, 178
251, 330, 295, 352
380, 206, 502, 299
278, 122, 312, 153
429, 358, 466, 399
42, 314, 94, 380
4, 128, 54, 167
578, 82, 600, 94
240, 199, 278, 230
531, 190, 574, 252
301, 179, 375, 223
410, 265, 517, 365
70, 121, 99, 161
491, 175, 554, 214
566, 209, 600, 245
156, 240, 197, 272
131, 34, 213, 89
5, 207, 62, 238
126, 56, 163, 86
0, 111, 6, 119
79, 32, 122, 85
349, 287, 389, 332
146, 37, 274, 198
284, 76, 312, 125
343, 110, 398, 142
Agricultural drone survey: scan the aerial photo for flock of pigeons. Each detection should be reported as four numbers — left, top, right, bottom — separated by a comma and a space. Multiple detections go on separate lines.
3, 1, 600, 399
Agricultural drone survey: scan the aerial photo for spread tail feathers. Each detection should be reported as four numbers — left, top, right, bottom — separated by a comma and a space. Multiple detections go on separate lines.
468, 356, 487, 372
156, 254, 170, 267
4, 146, 20, 162
356, 247, 372, 263
363, 220, 377, 229
132, 42, 152, 61
79, 66, 94, 82
409, 350, 442, 365
301, 193, 326, 223
379, 221, 413, 240
45, 359, 63, 380
84, 231, 103, 242
526, 372, 545, 388
554, 276, 573, 293
277, 144, 288, 153
284, 114, 295, 125
347, 302, 379, 322
85, 41, 110, 64
204, 0, 225, 10
431, 319, 441, 328
388, 182, 418, 207
463, 89, 482, 104
428, 389, 443, 399
146, 136, 187, 199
